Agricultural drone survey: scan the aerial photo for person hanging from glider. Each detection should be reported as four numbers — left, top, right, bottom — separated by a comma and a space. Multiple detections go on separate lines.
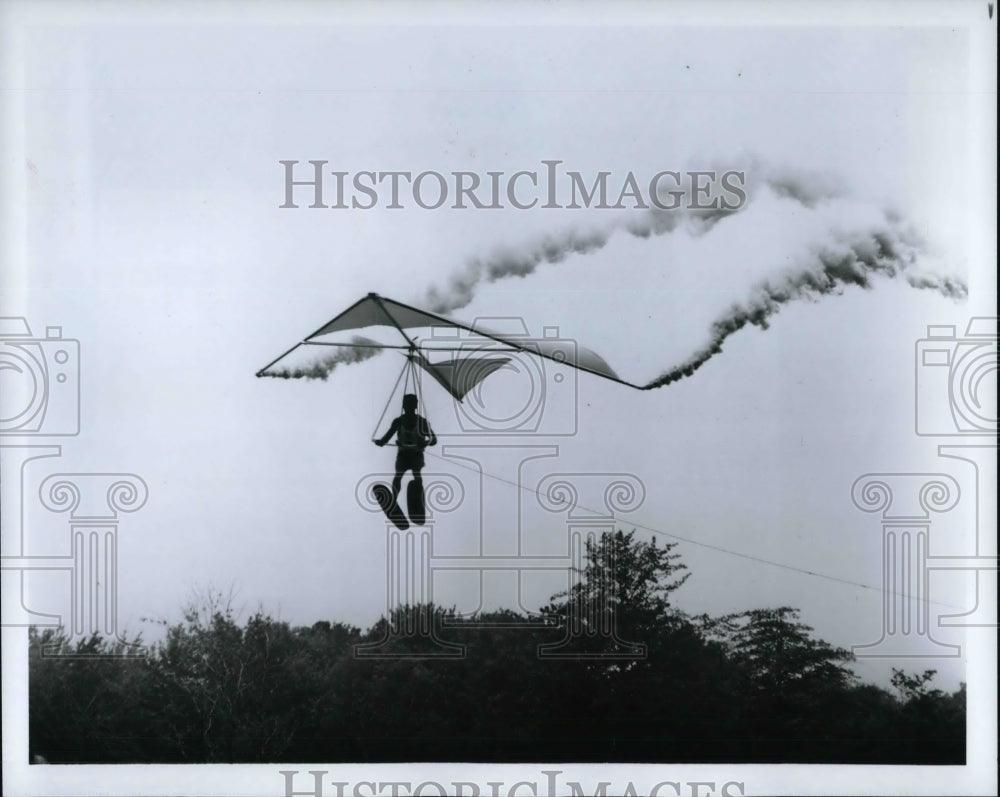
373, 393, 436, 526
374, 392, 437, 496
257, 292, 639, 528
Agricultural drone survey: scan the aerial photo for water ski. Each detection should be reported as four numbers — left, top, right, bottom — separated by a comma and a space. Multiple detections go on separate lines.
407, 480, 426, 526
372, 483, 408, 530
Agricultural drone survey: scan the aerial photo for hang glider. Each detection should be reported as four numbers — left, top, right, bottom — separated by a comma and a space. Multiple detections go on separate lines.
256, 293, 647, 400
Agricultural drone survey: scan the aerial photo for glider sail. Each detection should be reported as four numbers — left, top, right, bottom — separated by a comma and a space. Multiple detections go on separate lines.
411, 351, 513, 402
311, 294, 446, 338
256, 292, 643, 396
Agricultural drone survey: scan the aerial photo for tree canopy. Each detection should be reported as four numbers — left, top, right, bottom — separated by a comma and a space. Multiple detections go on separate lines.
29, 531, 965, 764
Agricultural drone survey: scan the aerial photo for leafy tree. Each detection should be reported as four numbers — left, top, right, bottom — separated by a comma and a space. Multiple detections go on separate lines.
888, 669, 966, 764
704, 606, 858, 757
534, 530, 737, 760
29, 628, 152, 763
147, 589, 325, 761
541, 529, 690, 654
891, 668, 940, 701
27, 537, 967, 765
712, 606, 856, 694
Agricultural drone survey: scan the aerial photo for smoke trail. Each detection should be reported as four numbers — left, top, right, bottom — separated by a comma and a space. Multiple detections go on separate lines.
259, 336, 382, 380
641, 223, 968, 390
904, 272, 968, 300
424, 163, 846, 314
420, 160, 966, 392
425, 226, 611, 313
759, 166, 844, 209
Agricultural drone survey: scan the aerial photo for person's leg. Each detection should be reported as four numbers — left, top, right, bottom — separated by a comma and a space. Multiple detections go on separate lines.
392, 456, 406, 500
412, 450, 426, 494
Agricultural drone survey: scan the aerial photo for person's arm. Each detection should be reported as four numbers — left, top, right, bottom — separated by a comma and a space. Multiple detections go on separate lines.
375, 418, 399, 447
424, 418, 437, 447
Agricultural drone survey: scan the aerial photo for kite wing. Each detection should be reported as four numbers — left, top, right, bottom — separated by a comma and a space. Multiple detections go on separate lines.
410, 350, 512, 402
256, 292, 642, 392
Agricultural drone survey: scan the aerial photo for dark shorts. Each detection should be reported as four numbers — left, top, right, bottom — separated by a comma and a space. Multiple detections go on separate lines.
395, 448, 425, 474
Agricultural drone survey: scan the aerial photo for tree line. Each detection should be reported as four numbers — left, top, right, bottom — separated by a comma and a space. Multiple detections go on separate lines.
29, 531, 964, 764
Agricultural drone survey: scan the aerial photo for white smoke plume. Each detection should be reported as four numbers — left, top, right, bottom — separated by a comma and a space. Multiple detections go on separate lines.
421, 161, 966, 391
423, 163, 848, 314
259, 336, 382, 380
641, 220, 967, 389
425, 227, 611, 313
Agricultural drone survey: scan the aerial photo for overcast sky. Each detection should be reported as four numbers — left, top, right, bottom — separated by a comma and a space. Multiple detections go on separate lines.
3, 3, 995, 709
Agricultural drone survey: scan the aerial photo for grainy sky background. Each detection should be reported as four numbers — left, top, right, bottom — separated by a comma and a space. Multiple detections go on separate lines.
1, 2, 996, 793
